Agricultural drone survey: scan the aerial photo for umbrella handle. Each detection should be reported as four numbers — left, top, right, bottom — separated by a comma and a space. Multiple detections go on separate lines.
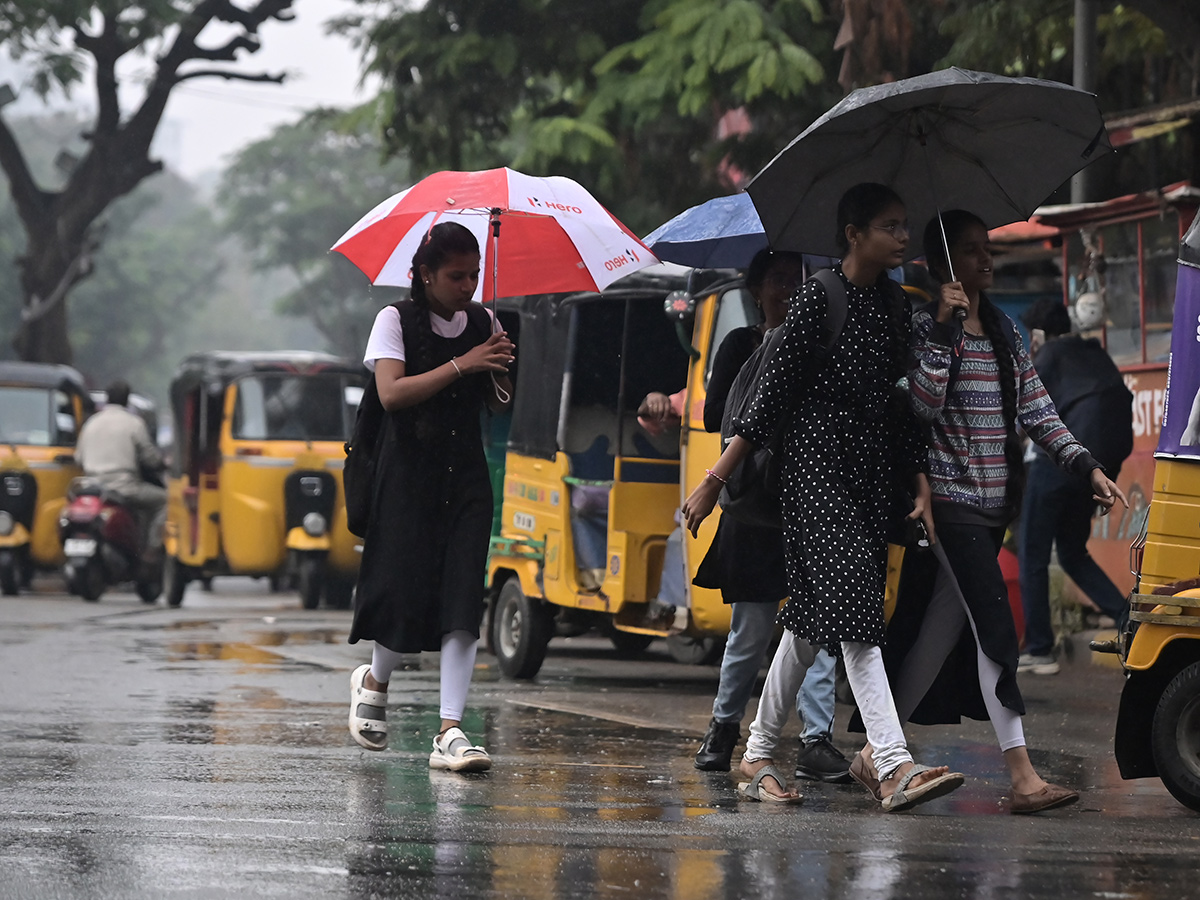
919, 138, 965, 322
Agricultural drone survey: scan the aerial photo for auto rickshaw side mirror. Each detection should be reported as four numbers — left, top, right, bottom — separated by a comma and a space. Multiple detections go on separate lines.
663, 290, 695, 323
664, 291, 701, 361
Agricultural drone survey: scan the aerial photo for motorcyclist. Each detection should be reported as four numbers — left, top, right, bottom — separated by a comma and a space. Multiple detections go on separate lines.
75, 380, 166, 555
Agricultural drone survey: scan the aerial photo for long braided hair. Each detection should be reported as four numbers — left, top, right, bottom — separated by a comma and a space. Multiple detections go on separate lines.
923, 209, 1026, 509
407, 221, 481, 374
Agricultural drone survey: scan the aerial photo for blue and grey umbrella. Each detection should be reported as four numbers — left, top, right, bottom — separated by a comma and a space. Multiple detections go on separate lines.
641, 193, 768, 269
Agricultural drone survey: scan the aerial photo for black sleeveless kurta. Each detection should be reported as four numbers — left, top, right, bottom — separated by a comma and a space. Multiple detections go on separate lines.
349, 300, 494, 652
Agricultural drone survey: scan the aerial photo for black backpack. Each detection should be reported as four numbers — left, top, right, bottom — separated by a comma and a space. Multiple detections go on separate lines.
717, 269, 905, 528
343, 305, 400, 539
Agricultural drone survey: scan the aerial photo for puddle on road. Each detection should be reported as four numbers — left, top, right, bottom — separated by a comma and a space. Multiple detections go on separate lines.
248, 629, 341, 647
165, 641, 284, 665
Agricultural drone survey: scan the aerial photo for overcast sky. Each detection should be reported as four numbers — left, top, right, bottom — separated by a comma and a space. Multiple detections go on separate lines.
1, 0, 378, 181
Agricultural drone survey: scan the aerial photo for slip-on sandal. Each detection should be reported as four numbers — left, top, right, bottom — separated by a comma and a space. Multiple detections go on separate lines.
348, 664, 388, 751
737, 764, 803, 804
881, 763, 965, 812
849, 750, 883, 802
1010, 782, 1079, 814
430, 726, 492, 773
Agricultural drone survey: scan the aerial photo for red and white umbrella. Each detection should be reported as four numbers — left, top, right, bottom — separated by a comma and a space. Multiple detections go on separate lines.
331, 167, 657, 302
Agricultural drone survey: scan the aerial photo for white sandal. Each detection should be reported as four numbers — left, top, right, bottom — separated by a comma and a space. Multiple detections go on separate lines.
429, 726, 491, 772
348, 664, 388, 751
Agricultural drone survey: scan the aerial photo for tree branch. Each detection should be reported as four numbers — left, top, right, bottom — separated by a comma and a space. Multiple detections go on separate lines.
0, 114, 49, 228
211, 0, 296, 32
175, 69, 286, 83
189, 33, 260, 62
87, 16, 125, 134
125, 0, 294, 161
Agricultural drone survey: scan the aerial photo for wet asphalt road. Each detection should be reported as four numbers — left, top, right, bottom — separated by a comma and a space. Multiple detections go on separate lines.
1, 579, 1196, 900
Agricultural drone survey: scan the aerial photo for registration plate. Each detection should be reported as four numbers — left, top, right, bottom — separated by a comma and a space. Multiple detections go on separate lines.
63, 538, 97, 557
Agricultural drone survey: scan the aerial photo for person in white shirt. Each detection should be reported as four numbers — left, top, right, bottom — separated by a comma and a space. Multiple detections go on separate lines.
75, 380, 166, 552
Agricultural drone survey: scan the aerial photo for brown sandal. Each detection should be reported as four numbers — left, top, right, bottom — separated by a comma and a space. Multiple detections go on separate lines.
849, 751, 882, 801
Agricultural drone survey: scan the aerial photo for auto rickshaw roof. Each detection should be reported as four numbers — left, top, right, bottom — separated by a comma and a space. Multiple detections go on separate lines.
171, 351, 362, 395
0, 361, 89, 393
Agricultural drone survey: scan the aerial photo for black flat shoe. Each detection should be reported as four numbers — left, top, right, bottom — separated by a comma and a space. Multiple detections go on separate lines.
794, 734, 852, 783
694, 718, 740, 771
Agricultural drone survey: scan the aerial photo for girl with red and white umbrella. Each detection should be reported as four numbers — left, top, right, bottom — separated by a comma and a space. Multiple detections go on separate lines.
336, 169, 655, 770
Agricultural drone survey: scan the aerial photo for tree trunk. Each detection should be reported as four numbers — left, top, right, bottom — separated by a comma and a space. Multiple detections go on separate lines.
12, 238, 81, 365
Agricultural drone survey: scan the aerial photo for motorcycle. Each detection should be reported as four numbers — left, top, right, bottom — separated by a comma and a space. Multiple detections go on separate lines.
59, 477, 163, 604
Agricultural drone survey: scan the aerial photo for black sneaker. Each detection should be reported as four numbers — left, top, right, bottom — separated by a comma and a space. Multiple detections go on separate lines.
794, 734, 852, 783
694, 718, 740, 771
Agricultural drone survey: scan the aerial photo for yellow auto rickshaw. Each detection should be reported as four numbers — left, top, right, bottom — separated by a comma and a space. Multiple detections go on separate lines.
0, 362, 92, 594
485, 265, 757, 678
1110, 213, 1200, 811
163, 352, 363, 609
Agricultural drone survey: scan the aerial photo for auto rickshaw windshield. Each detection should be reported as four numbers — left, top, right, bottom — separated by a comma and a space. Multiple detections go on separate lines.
232, 373, 355, 442
0, 386, 77, 446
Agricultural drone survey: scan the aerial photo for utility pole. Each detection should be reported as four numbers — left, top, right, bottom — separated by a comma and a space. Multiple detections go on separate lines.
1071, 0, 1097, 203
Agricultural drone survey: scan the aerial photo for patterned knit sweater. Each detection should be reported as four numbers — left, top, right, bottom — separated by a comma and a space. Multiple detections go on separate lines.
909, 307, 1097, 513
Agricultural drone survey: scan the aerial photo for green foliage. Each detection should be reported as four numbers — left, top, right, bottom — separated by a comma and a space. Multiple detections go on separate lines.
69, 174, 221, 395
594, 0, 823, 117
341, 0, 836, 235
216, 108, 412, 357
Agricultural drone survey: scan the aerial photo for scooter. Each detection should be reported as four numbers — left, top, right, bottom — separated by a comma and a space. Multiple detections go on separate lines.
59, 478, 163, 604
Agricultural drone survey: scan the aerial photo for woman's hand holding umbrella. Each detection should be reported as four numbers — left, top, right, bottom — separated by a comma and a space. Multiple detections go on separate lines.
456, 331, 515, 375
935, 282, 971, 324
908, 473, 937, 547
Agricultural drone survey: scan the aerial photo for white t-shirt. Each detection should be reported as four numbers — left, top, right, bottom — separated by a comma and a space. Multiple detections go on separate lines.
363, 305, 501, 371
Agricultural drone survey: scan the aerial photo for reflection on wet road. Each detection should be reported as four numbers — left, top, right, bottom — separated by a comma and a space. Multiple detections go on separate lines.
0, 587, 1196, 899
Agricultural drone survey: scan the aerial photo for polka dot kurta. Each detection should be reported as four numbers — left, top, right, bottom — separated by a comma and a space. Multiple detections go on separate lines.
733, 266, 925, 646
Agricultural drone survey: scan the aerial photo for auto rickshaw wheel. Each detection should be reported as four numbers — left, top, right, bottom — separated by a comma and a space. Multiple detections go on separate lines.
297, 555, 325, 611
164, 556, 189, 608
492, 576, 552, 679
136, 576, 162, 605
1151, 660, 1200, 812
0, 559, 17, 596
666, 634, 725, 666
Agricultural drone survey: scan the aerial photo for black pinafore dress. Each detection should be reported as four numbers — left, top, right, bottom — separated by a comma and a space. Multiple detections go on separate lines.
349, 300, 494, 652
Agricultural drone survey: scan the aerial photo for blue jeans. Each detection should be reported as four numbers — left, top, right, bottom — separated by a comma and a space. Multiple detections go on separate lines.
1019, 457, 1129, 657
712, 602, 837, 740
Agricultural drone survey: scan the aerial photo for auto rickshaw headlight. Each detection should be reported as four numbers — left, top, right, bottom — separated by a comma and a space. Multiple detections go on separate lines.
302, 512, 327, 537
0, 511, 13, 536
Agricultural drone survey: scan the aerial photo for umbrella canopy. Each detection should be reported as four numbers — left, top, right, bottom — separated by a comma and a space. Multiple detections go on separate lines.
332, 167, 657, 302
642, 193, 768, 268
747, 68, 1112, 258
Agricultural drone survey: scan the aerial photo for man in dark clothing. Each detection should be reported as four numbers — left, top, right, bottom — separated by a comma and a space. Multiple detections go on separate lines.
1017, 298, 1134, 674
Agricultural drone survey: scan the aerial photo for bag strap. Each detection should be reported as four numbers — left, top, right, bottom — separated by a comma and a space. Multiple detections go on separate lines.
464, 301, 494, 342
811, 267, 847, 361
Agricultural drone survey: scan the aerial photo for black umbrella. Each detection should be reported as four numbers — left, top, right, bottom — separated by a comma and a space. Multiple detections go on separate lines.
747, 68, 1112, 270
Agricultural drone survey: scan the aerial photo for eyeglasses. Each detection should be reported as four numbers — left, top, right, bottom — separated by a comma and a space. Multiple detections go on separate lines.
870, 221, 910, 239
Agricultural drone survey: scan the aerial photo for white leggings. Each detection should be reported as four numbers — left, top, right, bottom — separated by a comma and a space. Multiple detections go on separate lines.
745, 629, 914, 780
892, 543, 1025, 752
370, 631, 479, 723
